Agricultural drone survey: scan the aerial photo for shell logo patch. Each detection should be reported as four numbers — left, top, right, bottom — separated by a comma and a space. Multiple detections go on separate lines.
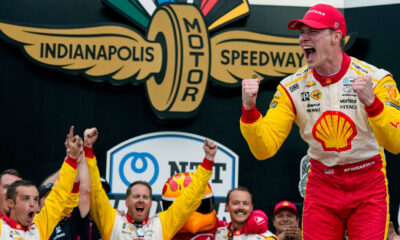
312, 111, 357, 152
325, 78, 332, 85
388, 88, 398, 99
311, 90, 322, 100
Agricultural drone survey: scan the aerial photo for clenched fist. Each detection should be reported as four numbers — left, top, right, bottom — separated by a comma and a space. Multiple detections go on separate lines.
203, 139, 217, 162
84, 127, 98, 148
242, 78, 260, 110
352, 76, 375, 107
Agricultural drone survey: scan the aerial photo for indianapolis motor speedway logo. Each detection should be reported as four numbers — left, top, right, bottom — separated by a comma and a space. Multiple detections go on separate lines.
0, 0, 354, 119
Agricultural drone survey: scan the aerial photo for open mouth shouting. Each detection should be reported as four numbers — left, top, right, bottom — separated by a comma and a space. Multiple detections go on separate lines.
131, 204, 149, 222
303, 46, 316, 63
135, 206, 144, 214
27, 211, 35, 221
20, 210, 35, 226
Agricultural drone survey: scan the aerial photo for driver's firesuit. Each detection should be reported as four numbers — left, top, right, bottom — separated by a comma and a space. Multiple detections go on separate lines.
85, 146, 213, 240
240, 52, 400, 239
0, 157, 79, 239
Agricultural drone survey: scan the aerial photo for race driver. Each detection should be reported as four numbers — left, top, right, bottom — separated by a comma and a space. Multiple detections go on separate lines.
240, 3, 400, 240
84, 127, 216, 239
0, 126, 81, 239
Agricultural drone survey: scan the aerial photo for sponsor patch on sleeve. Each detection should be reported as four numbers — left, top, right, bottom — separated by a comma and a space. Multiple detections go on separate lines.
385, 99, 400, 110
269, 100, 278, 109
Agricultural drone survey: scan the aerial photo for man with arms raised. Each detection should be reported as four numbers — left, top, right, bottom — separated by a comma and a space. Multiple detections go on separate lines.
241, 3, 400, 240
84, 127, 216, 239
0, 126, 82, 239
214, 186, 277, 239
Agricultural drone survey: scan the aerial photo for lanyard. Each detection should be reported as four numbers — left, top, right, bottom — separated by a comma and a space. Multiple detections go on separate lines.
228, 227, 235, 240
134, 223, 145, 239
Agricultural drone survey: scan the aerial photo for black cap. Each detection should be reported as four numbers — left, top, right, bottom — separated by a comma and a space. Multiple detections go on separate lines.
38, 183, 53, 199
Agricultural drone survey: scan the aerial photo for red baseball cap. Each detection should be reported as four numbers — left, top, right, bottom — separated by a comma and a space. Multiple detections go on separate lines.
273, 201, 298, 216
288, 4, 347, 37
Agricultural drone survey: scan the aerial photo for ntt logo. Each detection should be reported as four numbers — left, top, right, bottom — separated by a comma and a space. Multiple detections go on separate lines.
106, 131, 238, 198
118, 152, 159, 186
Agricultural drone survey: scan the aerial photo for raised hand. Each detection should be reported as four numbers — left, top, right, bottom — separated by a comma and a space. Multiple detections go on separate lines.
65, 126, 83, 159
352, 76, 375, 107
84, 127, 98, 148
242, 78, 260, 110
65, 125, 74, 149
203, 139, 217, 161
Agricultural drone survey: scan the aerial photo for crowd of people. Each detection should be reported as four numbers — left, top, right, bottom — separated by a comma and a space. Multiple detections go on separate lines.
0, 127, 280, 240
1, 2, 400, 240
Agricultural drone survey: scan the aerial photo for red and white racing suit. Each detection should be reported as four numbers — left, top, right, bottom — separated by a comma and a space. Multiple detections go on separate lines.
240, 52, 400, 240
0, 157, 79, 239
172, 211, 271, 240
85, 146, 213, 240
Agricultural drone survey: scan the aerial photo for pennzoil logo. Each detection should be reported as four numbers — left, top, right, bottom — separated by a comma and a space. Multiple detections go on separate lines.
311, 90, 322, 100
0, 1, 355, 119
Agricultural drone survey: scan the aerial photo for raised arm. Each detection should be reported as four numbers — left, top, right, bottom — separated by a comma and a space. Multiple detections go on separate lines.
159, 139, 215, 239
242, 78, 260, 111
84, 127, 117, 240
34, 126, 81, 239
77, 149, 91, 218
240, 81, 296, 160
357, 75, 400, 154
